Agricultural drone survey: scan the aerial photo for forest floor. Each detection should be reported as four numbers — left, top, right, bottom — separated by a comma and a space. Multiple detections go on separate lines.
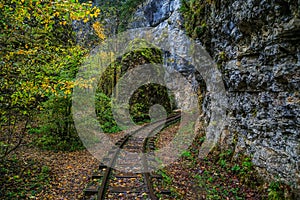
1, 146, 99, 199
1, 123, 272, 200
155, 123, 269, 199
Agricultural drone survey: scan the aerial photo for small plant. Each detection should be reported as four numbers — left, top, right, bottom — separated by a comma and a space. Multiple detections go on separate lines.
219, 159, 227, 168
207, 176, 214, 183
218, 51, 228, 62
241, 157, 253, 171
268, 181, 285, 200
217, 149, 232, 169
159, 170, 172, 185
41, 166, 50, 174
95, 92, 122, 133
231, 164, 241, 173
181, 150, 192, 159
242, 157, 252, 167
199, 136, 206, 143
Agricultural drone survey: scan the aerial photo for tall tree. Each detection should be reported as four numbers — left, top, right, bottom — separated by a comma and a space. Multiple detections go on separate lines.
0, 0, 103, 157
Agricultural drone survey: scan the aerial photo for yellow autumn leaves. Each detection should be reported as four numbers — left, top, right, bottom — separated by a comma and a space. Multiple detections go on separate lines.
92, 21, 106, 40
39, 77, 100, 99
70, 6, 101, 22
1, 0, 107, 111
9, 0, 101, 31
40, 79, 73, 98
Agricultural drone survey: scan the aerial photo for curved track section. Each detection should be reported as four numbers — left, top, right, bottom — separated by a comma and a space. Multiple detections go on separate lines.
84, 113, 181, 200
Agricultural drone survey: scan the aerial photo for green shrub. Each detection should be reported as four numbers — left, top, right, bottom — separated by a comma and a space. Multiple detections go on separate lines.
0, 0, 100, 154
129, 84, 174, 123
268, 181, 286, 200
180, 0, 211, 39
95, 92, 122, 133
95, 39, 174, 129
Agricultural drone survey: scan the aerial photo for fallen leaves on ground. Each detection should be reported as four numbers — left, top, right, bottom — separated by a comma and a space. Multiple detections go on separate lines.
2, 145, 99, 200
155, 123, 269, 199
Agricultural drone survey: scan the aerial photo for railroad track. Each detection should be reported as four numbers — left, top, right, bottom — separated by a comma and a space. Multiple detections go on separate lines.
83, 113, 181, 200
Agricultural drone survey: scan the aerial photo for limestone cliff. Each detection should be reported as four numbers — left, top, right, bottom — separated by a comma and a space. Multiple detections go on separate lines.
127, 0, 300, 192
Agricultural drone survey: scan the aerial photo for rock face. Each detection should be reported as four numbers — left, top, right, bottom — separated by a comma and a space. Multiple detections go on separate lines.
128, 0, 177, 28
127, 0, 300, 192
128, 0, 204, 111
203, 0, 300, 192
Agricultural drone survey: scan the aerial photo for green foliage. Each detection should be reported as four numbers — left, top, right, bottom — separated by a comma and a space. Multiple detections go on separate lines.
129, 84, 173, 123
34, 133, 84, 151
0, 0, 103, 154
218, 159, 227, 168
95, 92, 122, 133
231, 164, 241, 173
96, 0, 147, 34
42, 93, 73, 137
268, 181, 286, 200
96, 39, 174, 131
0, 158, 51, 199
97, 39, 163, 97
180, 0, 211, 39
32, 46, 86, 151
159, 170, 172, 185
214, 149, 258, 186
241, 157, 253, 170
181, 150, 193, 159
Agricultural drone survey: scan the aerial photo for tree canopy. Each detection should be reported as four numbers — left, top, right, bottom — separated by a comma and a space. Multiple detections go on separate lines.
0, 0, 104, 157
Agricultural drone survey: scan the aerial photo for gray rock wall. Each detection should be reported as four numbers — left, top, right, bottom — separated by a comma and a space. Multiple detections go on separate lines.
127, 0, 300, 191
205, 0, 300, 190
